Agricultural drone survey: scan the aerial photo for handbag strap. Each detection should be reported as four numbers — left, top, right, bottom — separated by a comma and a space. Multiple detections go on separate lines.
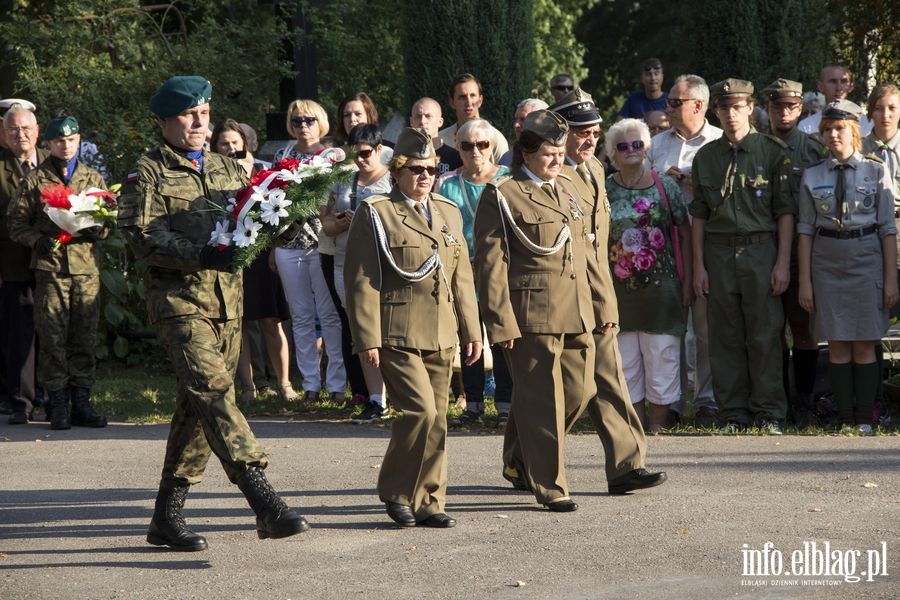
650, 169, 672, 224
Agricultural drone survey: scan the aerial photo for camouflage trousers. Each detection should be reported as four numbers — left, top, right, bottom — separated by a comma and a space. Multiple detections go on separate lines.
156, 315, 268, 485
34, 270, 99, 392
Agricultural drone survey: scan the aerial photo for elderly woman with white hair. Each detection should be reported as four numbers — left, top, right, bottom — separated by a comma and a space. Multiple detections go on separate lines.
604, 118, 692, 433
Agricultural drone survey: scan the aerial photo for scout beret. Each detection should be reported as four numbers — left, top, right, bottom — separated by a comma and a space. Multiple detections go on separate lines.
821, 99, 865, 121
0, 98, 37, 117
393, 127, 435, 160
550, 89, 603, 127
149, 76, 212, 117
710, 78, 754, 105
43, 116, 80, 140
762, 79, 803, 100
523, 109, 569, 146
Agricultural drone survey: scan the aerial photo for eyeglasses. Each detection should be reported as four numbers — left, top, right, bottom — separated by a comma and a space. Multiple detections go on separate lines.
666, 98, 698, 108
643, 64, 662, 72
402, 165, 437, 176
769, 102, 801, 113
715, 103, 750, 113
615, 140, 646, 152
5, 126, 35, 135
459, 140, 490, 151
553, 85, 574, 92
572, 129, 601, 140
356, 148, 375, 159
290, 116, 317, 128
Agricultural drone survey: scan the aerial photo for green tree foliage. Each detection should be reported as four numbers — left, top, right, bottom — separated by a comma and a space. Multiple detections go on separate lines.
825, 0, 900, 99
532, 0, 596, 101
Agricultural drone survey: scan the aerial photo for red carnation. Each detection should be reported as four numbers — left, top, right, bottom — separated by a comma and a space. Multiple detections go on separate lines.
41, 184, 75, 209
249, 169, 274, 188
274, 157, 300, 172
57, 231, 72, 245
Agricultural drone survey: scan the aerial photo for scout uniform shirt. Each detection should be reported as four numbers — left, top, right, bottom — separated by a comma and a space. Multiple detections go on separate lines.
780, 127, 827, 201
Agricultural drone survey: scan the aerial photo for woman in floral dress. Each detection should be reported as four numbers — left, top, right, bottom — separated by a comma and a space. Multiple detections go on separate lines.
604, 119, 692, 433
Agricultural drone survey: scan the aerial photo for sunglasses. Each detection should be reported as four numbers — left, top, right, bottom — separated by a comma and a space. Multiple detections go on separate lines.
666, 98, 697, 108
290, 116, 317, 128
402, 165, 437, 176
643, 64, 662, 72
615, 140, 646, 152
553, 85, 574, 92
459, 140, 491, 151
356, 148, 375, 159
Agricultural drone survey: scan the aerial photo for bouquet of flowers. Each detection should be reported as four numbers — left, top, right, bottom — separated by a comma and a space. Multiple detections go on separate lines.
609, 196, 670, 291
41, 183, 119, 251
208, 149, 351, 269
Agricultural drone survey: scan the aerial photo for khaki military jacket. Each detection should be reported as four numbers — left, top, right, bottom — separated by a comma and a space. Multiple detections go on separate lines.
473, 167, 604, 343
117, 145, 247, 324
8, 160, 109, 275
0, 147, 49, 282
344, 187, 480, 353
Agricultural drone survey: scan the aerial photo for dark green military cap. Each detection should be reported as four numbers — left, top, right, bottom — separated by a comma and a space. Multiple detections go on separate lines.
762, 79, 803, 101
710, 78, 754, 106
149, 76, 212, 117
393, 127, 436, 160
43, 116, 79, 140
821, 99, 865, 121
551, 88, 603, 127
523, 109, 569, 145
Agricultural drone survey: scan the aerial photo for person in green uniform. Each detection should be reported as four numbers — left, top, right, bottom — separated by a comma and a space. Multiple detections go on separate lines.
690, 78, 794, 434
7, 116, 110, 430
118, 76, 308, 551
762, 79, 828, 427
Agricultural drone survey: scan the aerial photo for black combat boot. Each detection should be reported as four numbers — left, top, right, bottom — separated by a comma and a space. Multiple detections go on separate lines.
69, 386, 107, 427
146, 479, 208, 551
48, 388, 71, 430
236, 467, 309, 539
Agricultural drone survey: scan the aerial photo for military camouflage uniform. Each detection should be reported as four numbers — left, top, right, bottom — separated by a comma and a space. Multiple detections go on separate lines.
118, 145, 267, 484
7, 160, 109, 393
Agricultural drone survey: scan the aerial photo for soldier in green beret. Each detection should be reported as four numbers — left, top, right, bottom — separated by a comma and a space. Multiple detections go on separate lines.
690, 78, 795, 434
118, 75, 308, 551
8, 115, 110, 430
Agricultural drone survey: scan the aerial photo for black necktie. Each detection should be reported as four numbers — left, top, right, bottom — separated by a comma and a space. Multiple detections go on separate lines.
21, 160, 32, 176
834, 164, 848, 225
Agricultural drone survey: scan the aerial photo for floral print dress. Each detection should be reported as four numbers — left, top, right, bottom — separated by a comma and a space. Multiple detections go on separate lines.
606, 175, 688, 336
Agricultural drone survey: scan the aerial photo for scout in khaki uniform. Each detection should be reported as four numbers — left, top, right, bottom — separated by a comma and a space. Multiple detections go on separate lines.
690, 79, 795, 434
8, 116, 110, 430
344, 127, 482, 528
550, 90, 666, 494
797, 100, 898, 435
762, 79, 828, 427
119, 76, 308, 551
474, 110, 601, 512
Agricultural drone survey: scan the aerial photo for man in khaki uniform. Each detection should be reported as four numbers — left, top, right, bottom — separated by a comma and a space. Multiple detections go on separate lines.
344, 127, 481, 528
551, 89, 666, 495
8, 115, 110, 430
118, 76, 308, 551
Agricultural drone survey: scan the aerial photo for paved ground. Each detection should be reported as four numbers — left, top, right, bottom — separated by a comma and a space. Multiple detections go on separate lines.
0, 420, 897, 600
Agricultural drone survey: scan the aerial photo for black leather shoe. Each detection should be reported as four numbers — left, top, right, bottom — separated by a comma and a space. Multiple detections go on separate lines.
608, 468, 668, 495
385, 501, 416, 527
8, 411, 28, 425
544, 499, 578, 512
418, 513, 456, 528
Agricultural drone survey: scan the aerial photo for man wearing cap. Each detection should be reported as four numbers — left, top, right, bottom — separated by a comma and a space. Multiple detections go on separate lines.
118, 75, 309, 551
0, 99, 37, 151
0, 102, 46, 425
8, 115, 111, 430
763, 79, 828, 427
649, 74, 722, 426
550, 89, 667, 494
474, 110, 604, 511
618, 58, 668, 120
438, 73, 509, 163
799, 63, 873, 136
344, 127, 481, 527
691, 78, 794, 434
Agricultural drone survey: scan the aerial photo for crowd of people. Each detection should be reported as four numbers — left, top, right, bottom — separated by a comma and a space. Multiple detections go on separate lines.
1, 56, 898, 545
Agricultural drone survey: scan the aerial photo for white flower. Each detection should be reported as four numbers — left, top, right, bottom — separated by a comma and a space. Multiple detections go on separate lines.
226, 197, 237, 214
259, 189, 292, 226
232, 216, 263, 247
274, 169, 305, 185
68, 191, 100, 212
208, 219, 233, 247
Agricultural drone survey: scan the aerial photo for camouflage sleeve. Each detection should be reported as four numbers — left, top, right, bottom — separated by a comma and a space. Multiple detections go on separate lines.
6, 174, 44, 249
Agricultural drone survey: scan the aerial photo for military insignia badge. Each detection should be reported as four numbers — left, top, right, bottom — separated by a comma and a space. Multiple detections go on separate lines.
862, 196, 875, 209
567, 194, 583, 220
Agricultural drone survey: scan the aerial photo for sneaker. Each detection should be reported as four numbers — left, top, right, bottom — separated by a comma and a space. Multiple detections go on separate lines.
450, 410, 483, 427
758, 420, 783, 435
856, 423, 873, 435
495, 411, 509, 429
353, 402, 387, 423
720, 421, 748, 434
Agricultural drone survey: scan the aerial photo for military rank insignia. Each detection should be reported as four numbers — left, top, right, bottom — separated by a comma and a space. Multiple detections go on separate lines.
567, 194, 584, 221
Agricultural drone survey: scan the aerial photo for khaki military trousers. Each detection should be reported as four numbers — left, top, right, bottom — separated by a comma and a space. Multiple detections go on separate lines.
502, 332, 596, 504
34, 270, 100, 392
705, 238, 787, 423
157, 316, 268, 485
378, 345, 455, 520
584, 330, 647, 479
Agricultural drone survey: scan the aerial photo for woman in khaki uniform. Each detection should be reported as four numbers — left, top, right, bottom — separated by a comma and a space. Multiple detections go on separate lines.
344, 127, 481, 528
473, 110, 602, 512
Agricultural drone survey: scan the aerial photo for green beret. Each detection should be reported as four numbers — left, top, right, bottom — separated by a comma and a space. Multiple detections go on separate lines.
149, 76, 212, 117
711, 78, 754, 105
523, 109, 569, 145
762, 78, 803, 100
43, 116, 80, 141
394, 127, 435, 160
821, 99, 865, 122
551, 89, 603, 127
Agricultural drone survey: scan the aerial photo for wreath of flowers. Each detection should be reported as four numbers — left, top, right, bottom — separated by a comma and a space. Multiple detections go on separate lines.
41, 183, 118, 251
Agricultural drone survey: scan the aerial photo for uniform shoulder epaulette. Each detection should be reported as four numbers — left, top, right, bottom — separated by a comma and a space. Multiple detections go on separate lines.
558, 170, 574, 182
487, 174, 512, 189
863, 152, 885, 164
361, 193, 390, 205
762, 133, 789, 149
431, 192, 456, 207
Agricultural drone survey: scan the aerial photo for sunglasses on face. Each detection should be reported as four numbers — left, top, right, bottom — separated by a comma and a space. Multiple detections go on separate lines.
666, 98, 697, 108
459, 140, 491, 151
356, 148, 375, 159
615, 140, 646, 152
291, 116, 317, 128
553, 85, 574, 92
402, 165, 437, 176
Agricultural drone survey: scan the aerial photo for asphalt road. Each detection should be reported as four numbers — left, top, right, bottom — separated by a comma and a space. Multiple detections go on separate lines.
1, 420, 897, 600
